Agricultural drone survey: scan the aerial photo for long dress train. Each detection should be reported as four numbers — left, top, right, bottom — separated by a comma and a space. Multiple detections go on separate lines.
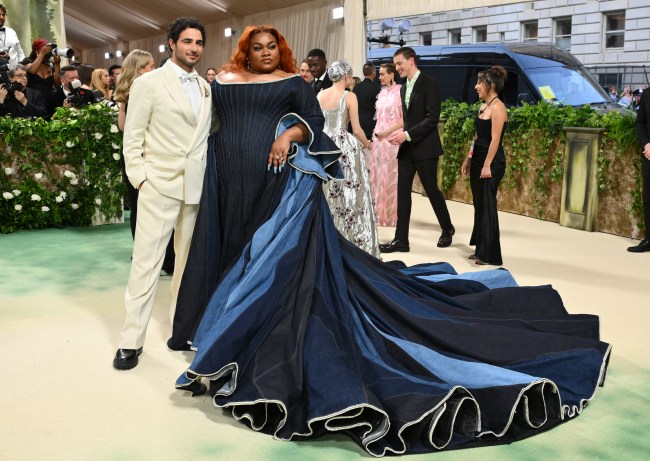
174, 76, 610, 457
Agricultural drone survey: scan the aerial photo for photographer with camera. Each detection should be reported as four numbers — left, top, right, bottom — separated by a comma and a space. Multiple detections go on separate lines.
51, 65, 95, 111
0, 4, 25, 71
0, 64, 47, 118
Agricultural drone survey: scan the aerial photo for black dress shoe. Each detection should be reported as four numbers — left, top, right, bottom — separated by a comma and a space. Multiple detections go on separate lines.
180, 380, 208, 397
113, 347, 143, 370
167, 337, 193, 351
627, 238, 650, 253
379, 239, 410, 253
437, 226, 455, 248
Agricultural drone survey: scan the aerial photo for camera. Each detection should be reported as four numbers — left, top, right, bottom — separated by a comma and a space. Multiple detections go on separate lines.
48, 43, 75, 59
66, 79, 91, 108
3, 81, 24, 96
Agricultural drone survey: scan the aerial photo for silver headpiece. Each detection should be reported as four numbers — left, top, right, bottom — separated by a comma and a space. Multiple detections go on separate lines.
327, 59, 352, 82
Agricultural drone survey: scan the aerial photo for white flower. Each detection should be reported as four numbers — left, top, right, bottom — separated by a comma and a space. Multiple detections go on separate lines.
113, 153, 121, 160
63, 170, 74, 178
31, 194, 41, 201
59, 191, 67, 198
110, 124, 119, 133
14, 204, 22, 211
42, 206, 50, 212
66, 141, 75, 148
94, 132, 103, 140
55, 196, 63, 203
71, 203, 79, 210
112, 143, 120, 150
70, 178, 79, 185
12, 189, 20, 196
91, 152, 97, 158
34, 173, 44, 181
95, 198, 102, 206
4, 167, 12, 175
3, 192, 14, 200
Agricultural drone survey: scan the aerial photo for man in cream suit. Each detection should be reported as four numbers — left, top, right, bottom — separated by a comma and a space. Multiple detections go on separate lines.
113, 17, 213, 374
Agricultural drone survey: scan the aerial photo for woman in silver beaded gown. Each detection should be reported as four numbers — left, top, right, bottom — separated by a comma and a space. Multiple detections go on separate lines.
318, 60, 380, 257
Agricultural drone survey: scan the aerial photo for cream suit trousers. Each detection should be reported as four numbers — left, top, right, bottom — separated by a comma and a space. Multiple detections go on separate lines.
118, 183, 198, 349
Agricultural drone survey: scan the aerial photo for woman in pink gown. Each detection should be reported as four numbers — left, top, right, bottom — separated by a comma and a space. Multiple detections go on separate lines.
368, 63, 402, 227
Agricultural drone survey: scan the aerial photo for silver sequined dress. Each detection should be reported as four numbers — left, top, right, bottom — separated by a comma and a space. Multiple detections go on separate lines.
320, 91, 380, 257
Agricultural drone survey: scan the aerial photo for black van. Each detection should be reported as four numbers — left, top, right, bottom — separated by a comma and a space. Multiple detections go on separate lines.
367, 42, 623, 112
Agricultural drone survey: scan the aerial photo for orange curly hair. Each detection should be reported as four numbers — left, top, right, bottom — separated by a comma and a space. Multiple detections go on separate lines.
222, 25, 297, 73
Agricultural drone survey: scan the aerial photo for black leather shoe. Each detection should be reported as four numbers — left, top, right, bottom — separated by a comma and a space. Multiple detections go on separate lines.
167, 338, 193, 351
379, 239, 410, 253
627, 238, 650, 253
180, 380, 208, 397
113, 347, 143, 370
437, 226, 455, 248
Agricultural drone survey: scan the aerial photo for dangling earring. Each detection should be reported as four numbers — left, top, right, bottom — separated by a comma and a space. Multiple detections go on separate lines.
246, 58, 253, 73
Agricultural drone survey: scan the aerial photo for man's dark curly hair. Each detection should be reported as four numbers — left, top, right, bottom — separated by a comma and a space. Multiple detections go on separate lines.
166, 17, 206, 48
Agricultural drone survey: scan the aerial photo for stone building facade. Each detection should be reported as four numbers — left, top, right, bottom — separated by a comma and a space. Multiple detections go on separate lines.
366, 0, 650, 89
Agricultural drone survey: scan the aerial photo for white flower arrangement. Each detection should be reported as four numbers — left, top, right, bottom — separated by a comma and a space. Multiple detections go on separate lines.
55, 196, 64, 203
31, 194, 41, 201
66, 141, 75, 148
113, 153, 121, 160
112, 143, 120, 150
70, 178, 79, 185
12, 189, 21, 196
14, 204, 22, 211
34, 172, 44, 181
63, 170, 75, 178
95, 197, 102, 206
59, 191, 67, 198
4, 167, 13, 175
94, 133, 103, 140
42, 206, 50, 212
71, 203, 79, 210
91, 152, 97, 158
3, 191, 14, 200
110, 124, 119, 133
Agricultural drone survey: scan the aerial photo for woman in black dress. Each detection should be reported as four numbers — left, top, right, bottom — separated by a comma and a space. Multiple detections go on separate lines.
462, 66, 508, 266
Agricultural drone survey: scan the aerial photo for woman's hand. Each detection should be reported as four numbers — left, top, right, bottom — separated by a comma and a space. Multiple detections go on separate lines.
268, 132, 291, 172
461, 157, 470, 176
480, 164, 492, 179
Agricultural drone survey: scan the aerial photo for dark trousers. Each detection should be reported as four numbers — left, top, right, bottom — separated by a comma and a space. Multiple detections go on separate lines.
642, 154, 650, 234
469, 173, 504, 265
395, 153, 452, 242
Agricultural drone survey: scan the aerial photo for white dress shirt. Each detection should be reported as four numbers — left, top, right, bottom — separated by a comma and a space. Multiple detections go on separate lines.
166, 60, 202, 122
0, 26, 25, 69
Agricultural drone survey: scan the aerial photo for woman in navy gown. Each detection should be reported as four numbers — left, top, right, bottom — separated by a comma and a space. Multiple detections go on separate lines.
171, 26, 610, 456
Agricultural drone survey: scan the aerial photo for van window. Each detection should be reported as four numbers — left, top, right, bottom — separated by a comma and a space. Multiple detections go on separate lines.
526, 66, 607, 106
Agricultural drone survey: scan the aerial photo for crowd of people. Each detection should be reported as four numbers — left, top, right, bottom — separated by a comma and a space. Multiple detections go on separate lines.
3, 5, 643, 455
102, 16, 614, 457
609, 83, 646, 112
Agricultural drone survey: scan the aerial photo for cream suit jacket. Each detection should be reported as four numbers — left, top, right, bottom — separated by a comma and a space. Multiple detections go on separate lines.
123, 62, 212, 204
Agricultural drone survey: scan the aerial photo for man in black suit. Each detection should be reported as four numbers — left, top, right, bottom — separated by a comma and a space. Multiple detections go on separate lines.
629, 88, 650, 252
0, 64, 47, 118
381, 47, 454, 253
50, 65, 96, 111
353, 62, 381, 139
307, 48, 332, 94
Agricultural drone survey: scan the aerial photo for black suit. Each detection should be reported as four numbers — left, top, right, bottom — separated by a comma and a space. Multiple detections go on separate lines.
312, 73, 332, 94
394, 72, 452, 242
353, 78, 381, 139
51, 85, 96, 111
635, 90, 650, 233
0, 87, 48, 118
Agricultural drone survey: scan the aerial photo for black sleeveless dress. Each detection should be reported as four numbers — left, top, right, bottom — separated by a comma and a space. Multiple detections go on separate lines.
469, 117, 507, 265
